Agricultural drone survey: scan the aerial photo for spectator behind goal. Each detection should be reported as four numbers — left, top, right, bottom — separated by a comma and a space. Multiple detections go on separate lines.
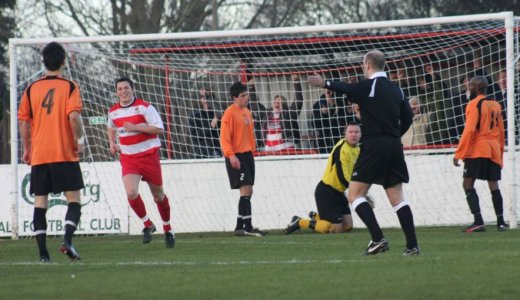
312, 88, 350, 154
248, 75, 304, 151
189, 87, 222, 158
401, 97, 430, 147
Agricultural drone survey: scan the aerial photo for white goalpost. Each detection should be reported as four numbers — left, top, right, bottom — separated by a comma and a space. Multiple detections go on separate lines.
6, 12, 519, 238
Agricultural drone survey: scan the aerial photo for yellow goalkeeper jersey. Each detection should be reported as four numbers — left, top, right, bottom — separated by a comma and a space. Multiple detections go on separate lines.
321, 139, 360, 193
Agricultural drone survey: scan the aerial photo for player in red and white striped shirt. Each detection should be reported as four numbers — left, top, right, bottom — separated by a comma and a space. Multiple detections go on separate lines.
107, 77, 175, 249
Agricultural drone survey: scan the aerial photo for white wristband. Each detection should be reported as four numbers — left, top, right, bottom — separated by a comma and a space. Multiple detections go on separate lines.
76, 137, 85, 145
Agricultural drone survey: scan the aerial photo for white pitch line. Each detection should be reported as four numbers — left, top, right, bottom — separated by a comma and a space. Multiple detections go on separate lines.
0, 258, 378, 267
178, 240, 317, 245
98, 239, 320, 245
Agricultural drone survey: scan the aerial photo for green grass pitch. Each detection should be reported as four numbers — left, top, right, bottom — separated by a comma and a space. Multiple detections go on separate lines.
1, 226, 520, 300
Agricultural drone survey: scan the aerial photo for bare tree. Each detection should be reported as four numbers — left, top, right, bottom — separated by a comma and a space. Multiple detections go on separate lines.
34, 0, 222, 36
0, 0, 15, 163
21, 0, 317, 35
431, 0, 520, 16
15, 0, 520, 40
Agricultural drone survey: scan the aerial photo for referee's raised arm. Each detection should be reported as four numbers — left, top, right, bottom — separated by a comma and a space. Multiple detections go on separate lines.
308, 74, 356, 95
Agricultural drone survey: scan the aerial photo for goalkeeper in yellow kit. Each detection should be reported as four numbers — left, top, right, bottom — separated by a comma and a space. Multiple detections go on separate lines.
285, 122, 371, 234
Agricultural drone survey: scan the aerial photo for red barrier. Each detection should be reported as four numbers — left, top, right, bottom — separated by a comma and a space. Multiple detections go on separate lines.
403, 144, 457, 151
254, 149, 318, 156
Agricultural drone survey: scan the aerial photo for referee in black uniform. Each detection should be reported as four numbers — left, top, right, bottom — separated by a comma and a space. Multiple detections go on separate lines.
308, 50, 419, 256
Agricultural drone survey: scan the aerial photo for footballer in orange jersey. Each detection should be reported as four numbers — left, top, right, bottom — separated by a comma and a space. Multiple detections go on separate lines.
220, 81, 266, 237
454, 76, 507, 233
18, 42, 84, 262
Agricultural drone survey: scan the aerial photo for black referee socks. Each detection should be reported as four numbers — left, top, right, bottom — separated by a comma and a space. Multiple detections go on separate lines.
354, 201, 384, 242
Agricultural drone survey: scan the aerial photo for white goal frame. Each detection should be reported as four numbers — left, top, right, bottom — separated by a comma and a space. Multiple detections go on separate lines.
8, 12, 518, 239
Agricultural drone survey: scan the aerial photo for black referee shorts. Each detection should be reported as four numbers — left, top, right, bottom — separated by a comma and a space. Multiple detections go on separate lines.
351, 136, 409, 189
463, 158, 501, 181
30, 162, 85, 196
314, 181, 351, 224
225, 152, 255, 189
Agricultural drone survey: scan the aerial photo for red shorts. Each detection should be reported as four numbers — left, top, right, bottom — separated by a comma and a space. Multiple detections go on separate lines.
120, 152, 163, 186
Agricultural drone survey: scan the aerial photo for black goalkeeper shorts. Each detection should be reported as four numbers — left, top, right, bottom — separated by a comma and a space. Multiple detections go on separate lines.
314, 181, 350, 224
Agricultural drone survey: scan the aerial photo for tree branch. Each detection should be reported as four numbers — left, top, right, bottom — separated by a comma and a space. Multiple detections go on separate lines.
64, 0, 92, 36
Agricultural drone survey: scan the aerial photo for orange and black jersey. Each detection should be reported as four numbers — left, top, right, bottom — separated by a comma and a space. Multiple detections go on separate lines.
220, 104, 256, 157
454, 95, 505, 167
18, 75, 82, 165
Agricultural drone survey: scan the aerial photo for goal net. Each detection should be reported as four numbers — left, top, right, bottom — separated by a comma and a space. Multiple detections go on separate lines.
7, 12, 519, 237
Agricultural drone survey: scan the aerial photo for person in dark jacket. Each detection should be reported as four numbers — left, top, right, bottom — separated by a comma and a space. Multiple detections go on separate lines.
189, 88, 222, 158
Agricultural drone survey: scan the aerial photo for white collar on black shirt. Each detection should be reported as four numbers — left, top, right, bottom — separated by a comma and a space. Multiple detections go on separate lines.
368, 71, 387, 97
369, 71, 387, 79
